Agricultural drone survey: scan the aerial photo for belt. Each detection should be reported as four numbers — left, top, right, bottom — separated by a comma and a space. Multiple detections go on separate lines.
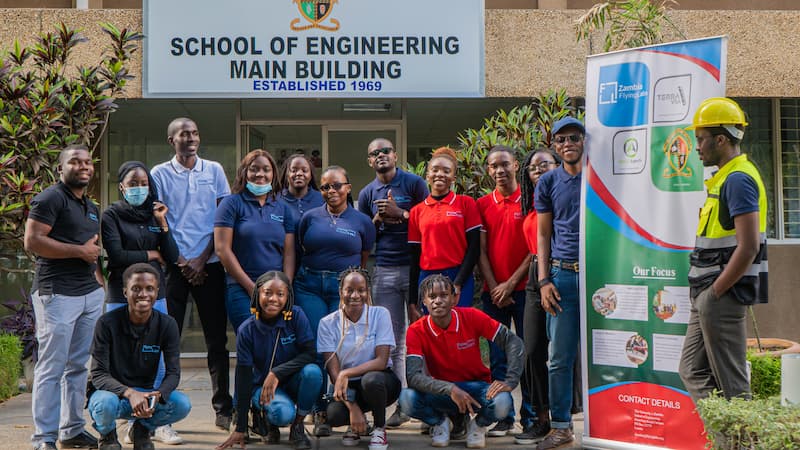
550, 258, 579, 272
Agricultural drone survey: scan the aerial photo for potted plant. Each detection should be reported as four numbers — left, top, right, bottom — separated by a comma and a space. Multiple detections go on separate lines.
1, 289, 36, 390
697, 392, 800, 449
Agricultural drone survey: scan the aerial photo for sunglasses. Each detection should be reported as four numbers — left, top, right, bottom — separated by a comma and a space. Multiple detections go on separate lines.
368, 147, 394, 158
320, 182, 350, 191
554, 134, 583, 144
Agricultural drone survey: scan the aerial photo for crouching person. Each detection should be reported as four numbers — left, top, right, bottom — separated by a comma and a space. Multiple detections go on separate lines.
217, 271, 322, 450
88, 263, 191, 450
399, 274, 524, 448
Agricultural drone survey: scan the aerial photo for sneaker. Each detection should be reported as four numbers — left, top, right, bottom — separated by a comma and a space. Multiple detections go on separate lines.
266, 424, 281, 444
514, 422, 551, 445
289, 423, 312, 450
466, 418, 486, 449
98, 430, 121, 450
430, 418, 451, 448
450, 413, 468, 440
342, 428, 361, 447
386, 409, 410, 428
60, 430, 99, 448
153, 425, 183, 445
123, 423, 133, 445
369, 427, 389, 450
535, 428, 574, 450
34, 443, 57, 450
132, 421, 155, 450
215, 413, 233, 431
487, 420, 513, 437
312, 411, 332, 437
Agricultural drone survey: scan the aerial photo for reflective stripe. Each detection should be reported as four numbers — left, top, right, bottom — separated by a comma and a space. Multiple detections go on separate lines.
689, 260, 768, 279
695, 232, 767, 249
688, 265, 720, 278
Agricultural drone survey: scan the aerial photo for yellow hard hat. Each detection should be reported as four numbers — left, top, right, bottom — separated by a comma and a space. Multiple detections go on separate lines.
686, 97, 748, 138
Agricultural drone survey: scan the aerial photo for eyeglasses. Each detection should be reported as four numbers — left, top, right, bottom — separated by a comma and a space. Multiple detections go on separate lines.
529, 161, 557, 172
320, 182, 350, 191
554, 134, 583, 144
368, 147, 394, 158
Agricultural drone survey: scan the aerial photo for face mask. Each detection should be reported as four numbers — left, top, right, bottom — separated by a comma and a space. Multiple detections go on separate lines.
123, 186, 149, 206
247, 182, 273, 196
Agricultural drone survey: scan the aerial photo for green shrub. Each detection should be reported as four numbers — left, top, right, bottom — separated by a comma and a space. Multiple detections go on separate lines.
697, 393, 800, 449
0, 333, 22, 401
748, 352, 782, 400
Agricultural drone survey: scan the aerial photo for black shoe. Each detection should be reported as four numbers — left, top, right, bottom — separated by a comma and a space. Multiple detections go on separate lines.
450, 413, 468, 440
312, 411, 331, 437
487, 420, 514, 437
132, 421, 155, 450
514, 422, 551, 445
34, 443, 57, 450
266, 424, 281, 444
386, 409, 411, 428
215, 413, 233, 431
59, 430, 99, 448
289, 423, 311, 450
98, 429, 122, 450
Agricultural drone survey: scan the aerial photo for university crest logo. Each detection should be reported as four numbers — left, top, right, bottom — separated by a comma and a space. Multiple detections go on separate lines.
662, 128, 692, 178
291, 0, 340, 31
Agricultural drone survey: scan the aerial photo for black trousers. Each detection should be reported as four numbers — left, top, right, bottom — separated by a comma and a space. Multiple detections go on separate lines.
166, 261, 232, 416
327, 370, 401, 428
523, 262, 550, 417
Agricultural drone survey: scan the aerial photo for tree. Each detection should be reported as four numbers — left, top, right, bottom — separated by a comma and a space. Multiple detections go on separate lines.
0, 22, 142, 262
575, 0, 685, 53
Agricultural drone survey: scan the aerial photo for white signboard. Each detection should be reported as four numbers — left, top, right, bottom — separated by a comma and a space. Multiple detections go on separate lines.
144, 0, 485, 98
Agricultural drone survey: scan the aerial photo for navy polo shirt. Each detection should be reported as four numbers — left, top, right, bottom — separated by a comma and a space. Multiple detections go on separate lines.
214, 191, 297, 284
534, 166, 582, 261
297, 206, 376, 272
358, 169, 429, 266
28, 182, 101, 296
236, 306, 314, 386
280, 188, 324, 228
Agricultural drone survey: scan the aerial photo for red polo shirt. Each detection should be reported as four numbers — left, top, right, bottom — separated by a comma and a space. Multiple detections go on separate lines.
408, 191, 482, 271
523, 210, 538, 255
406, 307, 501, 383
477, 187, 528, 292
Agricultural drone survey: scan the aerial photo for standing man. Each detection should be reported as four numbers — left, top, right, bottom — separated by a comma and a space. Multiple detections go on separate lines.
534, 117, 585, 449
151, 117, 234, 429
476, 145, 534, 437
24, 145, 105, 450
680, 97, 768, 402
358, 137, 429, 427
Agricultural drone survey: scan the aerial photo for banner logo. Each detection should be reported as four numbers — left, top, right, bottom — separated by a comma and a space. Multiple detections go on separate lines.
291, 0, 340, 31
662, 128, 692, 178
653, 75, 692, 123
612, 129, 647, 175
598, 63, 650, 127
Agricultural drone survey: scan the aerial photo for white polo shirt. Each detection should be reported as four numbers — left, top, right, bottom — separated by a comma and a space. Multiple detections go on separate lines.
317, 305, 396, 379
151, 156, 230, 262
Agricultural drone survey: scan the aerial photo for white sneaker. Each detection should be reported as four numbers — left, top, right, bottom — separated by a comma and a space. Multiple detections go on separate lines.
342, 428, 361, 447
153, 424, 184, 445
123, 423, 133, 445
466, 417, 486, 449
430, 418, 451, 447
369, 427, 389, 450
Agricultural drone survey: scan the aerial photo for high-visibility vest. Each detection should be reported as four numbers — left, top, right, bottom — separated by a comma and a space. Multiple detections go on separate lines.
687, 154, 768, 304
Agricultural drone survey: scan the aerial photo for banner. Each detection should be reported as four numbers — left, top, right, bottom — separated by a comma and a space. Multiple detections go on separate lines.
143, 0, 484, 98
581, 37, 728, 450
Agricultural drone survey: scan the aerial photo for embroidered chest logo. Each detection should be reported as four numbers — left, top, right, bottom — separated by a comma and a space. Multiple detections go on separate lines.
456, 338, 476, 350
270, 214, 285, 223
280, 333, 297, 345
446, 211, 464, 218
142, 345, 161, 353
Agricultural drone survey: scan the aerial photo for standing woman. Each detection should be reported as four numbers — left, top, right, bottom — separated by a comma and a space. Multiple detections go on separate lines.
280, 153, 324, 222
408, 147, 482, 318
515, 148, 559, 444
101, 160, 183, 444
214, 149, 297, 333
317, 268, 400, 450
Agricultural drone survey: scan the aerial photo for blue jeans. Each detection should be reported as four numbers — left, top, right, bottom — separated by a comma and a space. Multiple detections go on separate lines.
546, 267, 580, 429
293, 266, 341, 336
88, 389, 191, 435
398, 381, 512, 427
482, 290, 535, 427
105, 299, 168, 389
251, 364, 323, 425
373, 265, 409, 386
419, 266, 474, 308
31, 288, 104, 445
225, 283, 252, 335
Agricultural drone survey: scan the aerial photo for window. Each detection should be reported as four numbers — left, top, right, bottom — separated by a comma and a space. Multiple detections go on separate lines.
734, 98, 776, 238
780, 99, 800, 238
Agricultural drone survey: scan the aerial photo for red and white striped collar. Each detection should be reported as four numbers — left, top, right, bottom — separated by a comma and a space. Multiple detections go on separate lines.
424, 190, 457, 206
425, 309, 460, 337
492, 186, 521, 204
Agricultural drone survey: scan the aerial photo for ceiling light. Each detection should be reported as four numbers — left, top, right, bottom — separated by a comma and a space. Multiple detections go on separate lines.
342, 103, 392, 112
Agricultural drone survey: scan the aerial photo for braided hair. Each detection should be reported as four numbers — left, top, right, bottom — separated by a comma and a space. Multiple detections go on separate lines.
418, 273, 456, 305
323, 267, 374, 369
521, 148, 559, 216
249, 271, 294, 321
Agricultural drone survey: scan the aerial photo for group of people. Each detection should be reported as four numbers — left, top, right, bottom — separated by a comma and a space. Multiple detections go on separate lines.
23, 97, 767, 450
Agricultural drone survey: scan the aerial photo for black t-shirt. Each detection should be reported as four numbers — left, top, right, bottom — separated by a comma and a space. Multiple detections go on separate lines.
29, 182, 101, 296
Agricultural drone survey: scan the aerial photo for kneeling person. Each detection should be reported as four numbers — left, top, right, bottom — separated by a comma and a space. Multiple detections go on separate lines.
399, 274, 524, 449
218, 271, 323, 450
88, 263, 191, 450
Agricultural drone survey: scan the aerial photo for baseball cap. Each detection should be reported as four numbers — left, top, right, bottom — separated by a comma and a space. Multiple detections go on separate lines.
552, 117, 586, 135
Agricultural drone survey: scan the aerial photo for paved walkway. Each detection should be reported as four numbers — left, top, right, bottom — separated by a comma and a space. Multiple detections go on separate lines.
0, 367, 584, 450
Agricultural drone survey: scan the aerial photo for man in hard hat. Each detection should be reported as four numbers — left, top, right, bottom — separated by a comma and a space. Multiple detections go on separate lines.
679, 97, 768, 402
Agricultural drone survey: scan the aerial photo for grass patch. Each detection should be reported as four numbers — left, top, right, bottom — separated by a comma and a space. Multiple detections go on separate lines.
697, 393, 800, 449
0, 333, 21, 401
